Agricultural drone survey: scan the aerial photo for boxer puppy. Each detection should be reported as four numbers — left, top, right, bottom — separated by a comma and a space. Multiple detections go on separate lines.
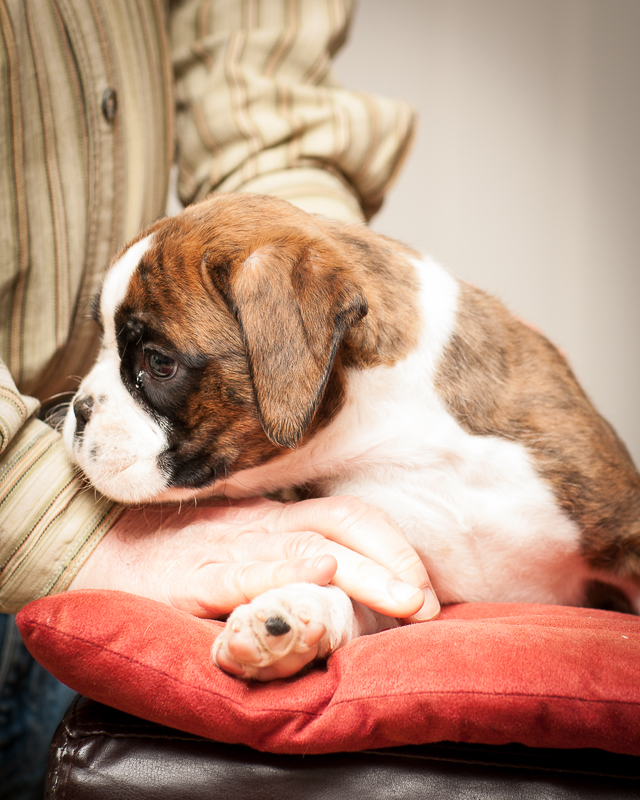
63, 194, 640, 680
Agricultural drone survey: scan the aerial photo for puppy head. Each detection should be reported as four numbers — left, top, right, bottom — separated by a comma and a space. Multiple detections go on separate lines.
63, 194, 367, 503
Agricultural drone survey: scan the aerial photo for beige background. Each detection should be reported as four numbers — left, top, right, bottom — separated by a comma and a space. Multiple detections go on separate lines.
335, 0, 640, 466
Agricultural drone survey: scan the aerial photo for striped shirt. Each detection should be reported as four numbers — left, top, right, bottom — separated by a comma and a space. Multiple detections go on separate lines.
0, 0, 415, 613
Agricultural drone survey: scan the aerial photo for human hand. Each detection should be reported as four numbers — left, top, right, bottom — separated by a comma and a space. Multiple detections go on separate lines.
69, 495, 440, 622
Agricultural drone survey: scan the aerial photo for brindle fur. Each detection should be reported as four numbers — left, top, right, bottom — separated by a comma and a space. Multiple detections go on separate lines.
113, 194, 421, 487
434, 282, 640, 583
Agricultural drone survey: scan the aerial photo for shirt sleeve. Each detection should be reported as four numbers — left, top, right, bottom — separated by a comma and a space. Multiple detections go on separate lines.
170, 0, 416, 223
0, 359, 122, 613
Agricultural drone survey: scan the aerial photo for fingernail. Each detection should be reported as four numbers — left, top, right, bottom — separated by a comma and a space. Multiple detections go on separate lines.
388, 579, 422, 605
413, 587, 441, 621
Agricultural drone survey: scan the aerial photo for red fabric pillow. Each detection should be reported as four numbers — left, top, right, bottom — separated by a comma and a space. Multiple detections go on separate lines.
16, 590, 640, 756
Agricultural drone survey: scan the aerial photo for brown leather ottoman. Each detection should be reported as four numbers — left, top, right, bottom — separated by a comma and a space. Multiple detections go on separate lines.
46, 696, 640, 800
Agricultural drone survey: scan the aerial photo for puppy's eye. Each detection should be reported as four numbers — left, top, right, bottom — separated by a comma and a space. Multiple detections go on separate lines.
145, 351, 178, 380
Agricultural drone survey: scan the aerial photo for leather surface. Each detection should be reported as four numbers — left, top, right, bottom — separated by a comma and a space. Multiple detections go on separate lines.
47, 696, 640, 800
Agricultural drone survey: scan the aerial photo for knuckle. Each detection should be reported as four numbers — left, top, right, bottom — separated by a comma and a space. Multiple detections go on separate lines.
326, 495, 372, 526
387, 549, 426, 580
348, 557, 383, 588
283, 530, 326, 559
224, 562, 256, 606
327, 495, 408, 544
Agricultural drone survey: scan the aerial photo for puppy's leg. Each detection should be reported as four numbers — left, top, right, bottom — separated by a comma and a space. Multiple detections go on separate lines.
212, 583, 398, 681
583, 517, 640, 614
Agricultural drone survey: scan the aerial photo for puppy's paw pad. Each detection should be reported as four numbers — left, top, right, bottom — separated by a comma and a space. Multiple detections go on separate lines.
212, 588, 330, 681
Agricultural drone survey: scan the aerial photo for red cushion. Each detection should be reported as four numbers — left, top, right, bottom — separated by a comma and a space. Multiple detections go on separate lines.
16, 590, 640, 756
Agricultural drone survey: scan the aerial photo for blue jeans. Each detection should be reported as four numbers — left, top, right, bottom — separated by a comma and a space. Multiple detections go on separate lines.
0, 614, 76, 800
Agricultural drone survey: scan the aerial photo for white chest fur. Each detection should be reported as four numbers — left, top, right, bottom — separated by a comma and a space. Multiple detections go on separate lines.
218, 257, 586, 607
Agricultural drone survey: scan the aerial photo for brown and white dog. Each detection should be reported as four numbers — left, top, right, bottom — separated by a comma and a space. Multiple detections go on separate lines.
63, 193, 640, 680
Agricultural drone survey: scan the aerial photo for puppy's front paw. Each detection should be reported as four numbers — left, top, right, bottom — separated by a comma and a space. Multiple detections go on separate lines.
212, 583, 354, 681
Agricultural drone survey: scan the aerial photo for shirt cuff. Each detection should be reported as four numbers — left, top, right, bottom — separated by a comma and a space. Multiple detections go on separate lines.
0, 416, 123, 613
231, 167, 367, 223
0, 361, 40, 455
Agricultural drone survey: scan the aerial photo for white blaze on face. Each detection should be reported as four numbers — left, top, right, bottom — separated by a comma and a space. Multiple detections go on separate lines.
63, 234, 172, 503
100, 235, 155, 349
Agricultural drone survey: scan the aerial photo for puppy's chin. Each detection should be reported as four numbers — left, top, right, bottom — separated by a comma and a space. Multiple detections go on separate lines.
63, 408, 173, 505
82, 471, 239, 506
75, 458, 172, 505
150, 484, 221, 504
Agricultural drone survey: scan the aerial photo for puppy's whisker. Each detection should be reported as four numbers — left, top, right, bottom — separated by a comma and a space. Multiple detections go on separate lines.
45, 404, 72, 431
229, 474, 253, 492
45, 390, 76, 402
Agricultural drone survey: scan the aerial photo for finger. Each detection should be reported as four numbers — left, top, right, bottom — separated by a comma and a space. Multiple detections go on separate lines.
272, 496, 438, 610
173, 555, 338, 618
275, 496, 430, 588
295, 537, 439, 620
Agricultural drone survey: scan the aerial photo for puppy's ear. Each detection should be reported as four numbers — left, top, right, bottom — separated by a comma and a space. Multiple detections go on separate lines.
230, 245, 367, 448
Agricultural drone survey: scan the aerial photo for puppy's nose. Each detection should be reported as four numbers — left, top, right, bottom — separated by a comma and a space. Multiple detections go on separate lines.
73, 396, 94, 435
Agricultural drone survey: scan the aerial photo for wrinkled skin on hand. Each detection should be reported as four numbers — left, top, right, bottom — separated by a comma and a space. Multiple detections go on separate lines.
70, 495, 438, 623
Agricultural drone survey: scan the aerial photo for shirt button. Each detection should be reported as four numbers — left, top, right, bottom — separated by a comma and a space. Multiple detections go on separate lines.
101, 88, 118, 122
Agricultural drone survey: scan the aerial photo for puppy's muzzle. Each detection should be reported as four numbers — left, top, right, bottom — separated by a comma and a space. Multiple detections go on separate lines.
73, 396, 94, 436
